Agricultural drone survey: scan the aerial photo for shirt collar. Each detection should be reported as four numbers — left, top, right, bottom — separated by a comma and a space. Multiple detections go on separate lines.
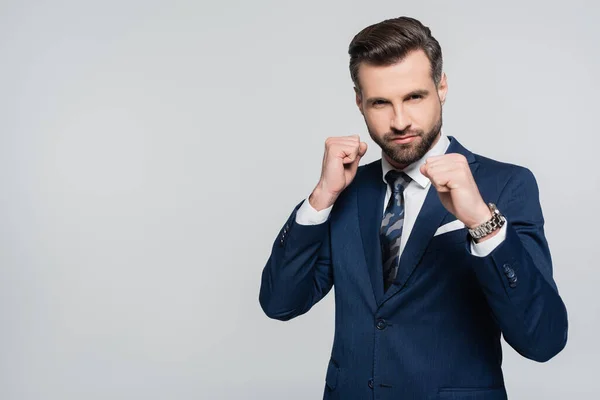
381, 132, 451, 189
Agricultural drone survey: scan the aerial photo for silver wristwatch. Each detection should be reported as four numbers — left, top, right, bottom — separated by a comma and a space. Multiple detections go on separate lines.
468, 203, 506, 240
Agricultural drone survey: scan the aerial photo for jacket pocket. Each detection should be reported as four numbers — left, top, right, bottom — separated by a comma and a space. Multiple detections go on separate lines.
325, 358, 339, 390
425, 228, 469, 253
437, 387, 507, 399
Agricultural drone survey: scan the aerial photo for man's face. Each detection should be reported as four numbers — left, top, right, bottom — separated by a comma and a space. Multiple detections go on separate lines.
355, 49, 448, 169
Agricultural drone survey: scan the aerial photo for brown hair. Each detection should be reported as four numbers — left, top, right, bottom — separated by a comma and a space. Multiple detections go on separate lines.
348, 16, 443, 92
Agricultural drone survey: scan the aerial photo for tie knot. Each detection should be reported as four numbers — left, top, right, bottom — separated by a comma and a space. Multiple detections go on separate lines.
385, 170, 411, 194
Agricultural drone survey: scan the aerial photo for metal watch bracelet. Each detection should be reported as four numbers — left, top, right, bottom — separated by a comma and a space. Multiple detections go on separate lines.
468, 203, 506, 240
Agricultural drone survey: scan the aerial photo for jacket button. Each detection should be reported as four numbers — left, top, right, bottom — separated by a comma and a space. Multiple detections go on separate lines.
376, 319, 387, 330
506, 270, 515, 279
368, 379, 374, 389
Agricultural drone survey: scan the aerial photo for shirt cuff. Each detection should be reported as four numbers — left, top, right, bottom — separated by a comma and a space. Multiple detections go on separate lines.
469, 221, 508, 257
295, 196, 333, 225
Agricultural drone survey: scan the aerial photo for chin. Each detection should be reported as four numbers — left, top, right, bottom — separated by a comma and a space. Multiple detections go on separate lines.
389, 144, 424, 165
389, 139, 418, 152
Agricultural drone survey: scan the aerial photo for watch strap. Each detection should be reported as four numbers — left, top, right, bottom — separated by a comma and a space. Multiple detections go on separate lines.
468, 203, 506, 239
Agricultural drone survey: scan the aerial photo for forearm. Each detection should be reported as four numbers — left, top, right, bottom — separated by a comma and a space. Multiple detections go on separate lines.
259, 201, 333, 321
469, 222, 568, 362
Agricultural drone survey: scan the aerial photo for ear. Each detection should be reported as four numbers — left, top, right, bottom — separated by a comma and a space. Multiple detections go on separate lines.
437, 72, 448, 105
354, 87, 364, 114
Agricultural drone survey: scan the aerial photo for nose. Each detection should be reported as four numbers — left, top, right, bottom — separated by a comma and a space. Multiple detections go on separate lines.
391, 106, 411, 131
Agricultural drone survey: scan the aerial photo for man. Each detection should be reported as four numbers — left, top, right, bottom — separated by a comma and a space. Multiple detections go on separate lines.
259, 16, 568, 400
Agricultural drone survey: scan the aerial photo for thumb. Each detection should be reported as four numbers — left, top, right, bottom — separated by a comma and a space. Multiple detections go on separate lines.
358, 141, 368, 157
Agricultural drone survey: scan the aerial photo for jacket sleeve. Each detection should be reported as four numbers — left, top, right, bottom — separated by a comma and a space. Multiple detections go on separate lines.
468, 166, 568, 362
259, 200, 334, 321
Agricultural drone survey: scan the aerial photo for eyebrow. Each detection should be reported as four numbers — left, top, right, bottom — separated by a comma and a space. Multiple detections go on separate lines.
365, 89, 430, 105
405, 89, 429, 99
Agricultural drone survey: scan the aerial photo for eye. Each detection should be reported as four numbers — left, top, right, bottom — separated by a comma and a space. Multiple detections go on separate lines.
409, 94, 423, 101
372, 100, 388, 107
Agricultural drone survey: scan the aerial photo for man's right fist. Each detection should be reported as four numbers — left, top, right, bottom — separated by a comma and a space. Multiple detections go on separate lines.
309, 135, 368, 211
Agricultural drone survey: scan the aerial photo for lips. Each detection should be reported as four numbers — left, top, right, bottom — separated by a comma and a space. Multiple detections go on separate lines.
391, 135, 418, 144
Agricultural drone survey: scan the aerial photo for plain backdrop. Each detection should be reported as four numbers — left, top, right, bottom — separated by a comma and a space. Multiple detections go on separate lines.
1, 0, 598, 399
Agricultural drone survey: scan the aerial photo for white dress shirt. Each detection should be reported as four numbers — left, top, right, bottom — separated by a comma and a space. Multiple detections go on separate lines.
295, 132, 507, 257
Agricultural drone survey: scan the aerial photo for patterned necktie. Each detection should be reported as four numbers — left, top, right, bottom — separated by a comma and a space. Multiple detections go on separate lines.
380, 170, 412, 292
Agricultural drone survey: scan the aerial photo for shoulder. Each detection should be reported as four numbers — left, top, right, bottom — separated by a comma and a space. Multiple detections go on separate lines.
351, 159, 383, 188
356, 158, 382, 178
448, 135, 537, 188
474, 153, 536, 182
472, 152, 540, 202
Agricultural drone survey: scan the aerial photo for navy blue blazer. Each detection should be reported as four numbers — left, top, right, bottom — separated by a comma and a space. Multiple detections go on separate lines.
259, 136, 568, 399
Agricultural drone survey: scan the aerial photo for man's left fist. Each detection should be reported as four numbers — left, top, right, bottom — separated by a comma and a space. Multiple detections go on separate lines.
420, 153, 491, 229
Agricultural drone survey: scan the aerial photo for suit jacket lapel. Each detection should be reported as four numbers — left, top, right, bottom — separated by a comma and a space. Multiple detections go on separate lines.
357, 160, 386, 305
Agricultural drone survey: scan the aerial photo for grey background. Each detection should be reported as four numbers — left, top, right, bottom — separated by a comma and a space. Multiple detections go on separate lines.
0, 0, 597, 399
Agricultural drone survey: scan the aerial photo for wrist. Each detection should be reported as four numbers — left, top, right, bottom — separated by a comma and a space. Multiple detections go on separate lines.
468, 202, 506, 241
309, 184, 338, 211
466, 204, 493, 229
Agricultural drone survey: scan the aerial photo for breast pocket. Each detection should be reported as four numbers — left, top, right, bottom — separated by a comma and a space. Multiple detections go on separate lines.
425, 227, 469, 254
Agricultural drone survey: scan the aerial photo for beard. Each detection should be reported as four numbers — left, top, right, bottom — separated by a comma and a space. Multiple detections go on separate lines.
368, 110, 443, 167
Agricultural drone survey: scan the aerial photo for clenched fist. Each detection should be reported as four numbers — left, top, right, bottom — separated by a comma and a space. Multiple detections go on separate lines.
420, 153, 492, 232
309, 135, 368, 211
